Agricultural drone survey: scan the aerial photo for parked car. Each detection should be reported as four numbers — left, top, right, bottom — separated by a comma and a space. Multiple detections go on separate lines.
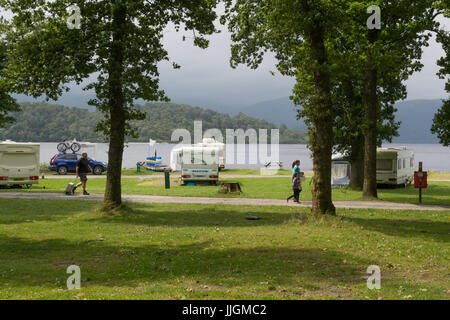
50, 153, 107, 175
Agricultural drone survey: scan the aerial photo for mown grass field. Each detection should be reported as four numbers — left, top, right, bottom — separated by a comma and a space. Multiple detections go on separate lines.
0, 198, 448, 299
2, 176, 450, 206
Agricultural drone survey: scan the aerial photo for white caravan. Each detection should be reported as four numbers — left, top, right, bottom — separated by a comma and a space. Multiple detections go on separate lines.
0, 140, 40, 187
331, 147, 415, 187
180, 146, 220, 184
170, 138, 225, 171
376, 147, 414, 186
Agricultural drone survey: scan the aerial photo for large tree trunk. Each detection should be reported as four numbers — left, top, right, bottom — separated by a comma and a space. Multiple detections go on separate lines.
363, 30, 380, 198
349, 138, 364, 190
104, 2, 127, 209
309, 24, 336, 215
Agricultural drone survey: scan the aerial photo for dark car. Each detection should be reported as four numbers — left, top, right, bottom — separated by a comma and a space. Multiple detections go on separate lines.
50, 153, 107, 175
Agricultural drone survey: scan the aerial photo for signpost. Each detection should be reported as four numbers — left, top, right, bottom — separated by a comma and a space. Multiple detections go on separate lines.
414, 162, 428, 204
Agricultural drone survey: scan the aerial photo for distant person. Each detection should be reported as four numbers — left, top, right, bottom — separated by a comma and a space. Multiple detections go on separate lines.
287, 172, 302, 203
73, 152, 92, 195
292, 160, 301, 177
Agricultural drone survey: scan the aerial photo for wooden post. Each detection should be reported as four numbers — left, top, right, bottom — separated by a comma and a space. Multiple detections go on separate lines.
418, 162, 422, 204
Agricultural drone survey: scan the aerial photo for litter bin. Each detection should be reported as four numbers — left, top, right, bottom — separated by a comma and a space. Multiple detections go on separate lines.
164, 170, 170, 189
136, 162, 141, 173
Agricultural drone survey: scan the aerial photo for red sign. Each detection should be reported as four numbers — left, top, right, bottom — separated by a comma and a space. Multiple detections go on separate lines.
414, 171, 427, 189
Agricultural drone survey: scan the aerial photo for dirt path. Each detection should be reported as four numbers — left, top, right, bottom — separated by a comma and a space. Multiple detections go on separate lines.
1, 192, 449, 211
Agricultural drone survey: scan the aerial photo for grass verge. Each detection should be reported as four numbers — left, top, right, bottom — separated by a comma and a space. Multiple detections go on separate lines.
0, 198, 448, 299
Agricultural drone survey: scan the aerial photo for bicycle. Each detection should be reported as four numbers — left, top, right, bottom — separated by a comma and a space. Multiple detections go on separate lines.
57, 139, 81, 153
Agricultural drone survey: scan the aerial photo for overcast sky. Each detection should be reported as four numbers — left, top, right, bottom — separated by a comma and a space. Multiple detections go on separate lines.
157, 14, 449, 108
6, 6, 450, 109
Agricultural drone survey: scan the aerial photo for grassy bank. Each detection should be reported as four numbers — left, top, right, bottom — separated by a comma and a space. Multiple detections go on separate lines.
0, 198, 448, 299
3, 177, 450, 206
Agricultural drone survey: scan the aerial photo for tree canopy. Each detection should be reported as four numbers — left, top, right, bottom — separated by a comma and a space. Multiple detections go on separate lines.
0, 0, 220, 208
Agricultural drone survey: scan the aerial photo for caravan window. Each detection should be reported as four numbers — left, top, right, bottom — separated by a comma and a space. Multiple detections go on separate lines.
398, 159, 402, 170
377, 159, 393, 171
403, 159, 406, 168
410, 156, 414, 168
2, 153, 36, 167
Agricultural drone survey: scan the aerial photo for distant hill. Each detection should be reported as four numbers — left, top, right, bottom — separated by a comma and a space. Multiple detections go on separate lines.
240, 97, 304, 130
238, 97, 445, 143
0, 102, 308, 144
391, 99, 444, 144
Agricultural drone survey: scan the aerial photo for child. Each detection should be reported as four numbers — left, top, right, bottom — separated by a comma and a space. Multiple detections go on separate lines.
287, 172, 302, 203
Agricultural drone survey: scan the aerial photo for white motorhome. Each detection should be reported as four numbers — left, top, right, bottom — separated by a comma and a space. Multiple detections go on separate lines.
376, 147, 414, 186
331, 147, 415, 187
170, 138, 225, 171
180, 146, 220, 184
0, 140, 40, 187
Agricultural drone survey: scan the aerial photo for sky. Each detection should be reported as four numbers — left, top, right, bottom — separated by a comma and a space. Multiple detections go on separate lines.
7, 5, 450, 110
157, 14, 450, 108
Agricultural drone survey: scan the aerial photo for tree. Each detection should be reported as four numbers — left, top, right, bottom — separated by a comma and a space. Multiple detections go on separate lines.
0, 43, 20, 129
223, 0, 361, 215
1, 0, 219, 209
342, 1, 437, 198
431, 3, 449, 146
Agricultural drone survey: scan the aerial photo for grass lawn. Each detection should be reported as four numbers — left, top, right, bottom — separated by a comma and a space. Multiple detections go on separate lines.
0, 198, 448, 299
3, 176, 450, 206
118, 168, 293, 176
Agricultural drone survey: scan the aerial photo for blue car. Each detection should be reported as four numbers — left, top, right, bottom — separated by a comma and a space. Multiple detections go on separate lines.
50, 153, 107, 175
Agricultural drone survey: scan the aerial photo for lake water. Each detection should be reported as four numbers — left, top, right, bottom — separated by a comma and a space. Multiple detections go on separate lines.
38, 142, 450, 172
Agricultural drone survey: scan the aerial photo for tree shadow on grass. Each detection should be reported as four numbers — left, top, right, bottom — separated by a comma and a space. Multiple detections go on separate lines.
0, 199, 94, 225
344, 216, 450, 243
87, 203, 307, 228
0, 235, 369, 295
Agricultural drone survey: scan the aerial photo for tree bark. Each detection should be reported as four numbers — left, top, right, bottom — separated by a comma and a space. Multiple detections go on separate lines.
309, 24, 336, 215
349, 138, 364, 190
104, 2, 126, 209
363, 30, 380, 198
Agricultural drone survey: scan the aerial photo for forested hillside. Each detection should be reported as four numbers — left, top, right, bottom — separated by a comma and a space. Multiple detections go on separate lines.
0, 102, 308, 144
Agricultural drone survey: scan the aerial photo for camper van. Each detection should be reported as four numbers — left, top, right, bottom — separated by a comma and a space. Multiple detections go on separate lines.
170, 138, 226, 171
376, 147, 414, 186
180, 146, 220, 184
0, 140, 40, 187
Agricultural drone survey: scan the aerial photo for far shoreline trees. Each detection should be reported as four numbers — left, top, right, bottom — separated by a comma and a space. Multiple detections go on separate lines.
0, 101, 308, 144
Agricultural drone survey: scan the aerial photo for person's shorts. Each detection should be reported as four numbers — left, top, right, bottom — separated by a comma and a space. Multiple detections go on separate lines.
79, 173, 88, 182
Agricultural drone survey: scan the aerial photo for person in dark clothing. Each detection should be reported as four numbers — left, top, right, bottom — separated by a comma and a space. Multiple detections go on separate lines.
287, 172, 302, 203
73, 152, 92, 195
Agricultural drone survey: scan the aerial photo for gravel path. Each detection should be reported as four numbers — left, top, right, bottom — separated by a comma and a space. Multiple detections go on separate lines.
1, 192, 449, 211
40, 175, 449, 181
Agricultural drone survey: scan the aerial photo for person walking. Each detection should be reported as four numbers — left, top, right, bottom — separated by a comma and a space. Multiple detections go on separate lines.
287, 172, 302, 203
292, 160, 301, 177
73, 152, 92, 195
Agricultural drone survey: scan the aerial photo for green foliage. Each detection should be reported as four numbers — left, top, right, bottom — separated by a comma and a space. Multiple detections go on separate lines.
0, 42, 20, 128
431, 3, 449, 146
0, 102, 308, 144
431, 99, 450, 146
0, 0, 220, 135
